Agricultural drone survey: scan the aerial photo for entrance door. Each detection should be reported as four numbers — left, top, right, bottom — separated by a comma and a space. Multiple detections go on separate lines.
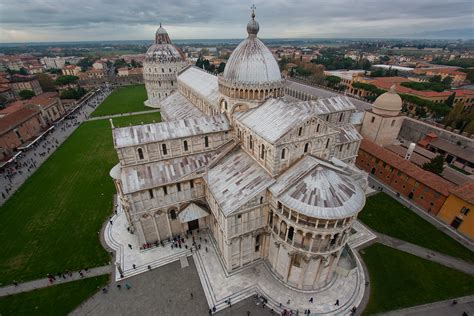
188, 219, 199, 231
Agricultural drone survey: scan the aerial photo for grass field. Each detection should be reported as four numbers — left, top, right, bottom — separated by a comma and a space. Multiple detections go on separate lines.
359, 193, 474, 263
0, 275, 109, 316
91, 85, 149, 117
0, 112, 161, 285
361, 243, 474, 315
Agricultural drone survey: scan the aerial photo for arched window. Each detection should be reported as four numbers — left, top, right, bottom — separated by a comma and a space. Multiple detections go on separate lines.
339, 113, 343, 122
170, 209, 177, 220
169, 68, 172, 72
391, 119, 395, 127
281, 148, 286, 159
249, 135, 253, 149
371, 117, 375, 123
162, 144, 168, 155
288, 227, 294, 241
316, 124, 320, 133
170, 81, 174, 86
183, 140, 188, 151
325, 139, 330, 149
162, 68, 165, 73
260, 144, 265, 159
137, 148, 144, 160
204, 136, 209, 148
260, 196, 264, 204
298, 127, 303, 136
304, 143, 309, 153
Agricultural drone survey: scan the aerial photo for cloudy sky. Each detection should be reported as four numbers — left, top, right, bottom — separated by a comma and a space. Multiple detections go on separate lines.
0, 0, 472, 43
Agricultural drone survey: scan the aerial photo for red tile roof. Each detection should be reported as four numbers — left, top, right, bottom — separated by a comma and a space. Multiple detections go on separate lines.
0, 107, 40, 134
449, 182, 474, 204
359, 139, 455, 196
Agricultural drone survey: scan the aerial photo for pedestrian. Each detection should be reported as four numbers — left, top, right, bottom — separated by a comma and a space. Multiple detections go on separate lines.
209, 309, 212, 315
335, 299, 339, 306
148, 265, 151, 270
133, 264, 136, 269
205, 247, 208, 252
79, 272, 84, 278
190, 292, 193, 299
247, 311, 250, 316
213, 306, 216, 312
128, 244, 132, 249
117, 284, 121, 289
287, 299, 291, 305
309, 297, 313, 303
125, 283, 131, 290
110, 220, 113, 225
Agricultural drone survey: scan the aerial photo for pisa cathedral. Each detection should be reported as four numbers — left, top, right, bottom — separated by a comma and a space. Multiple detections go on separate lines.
110, 10, 368, 290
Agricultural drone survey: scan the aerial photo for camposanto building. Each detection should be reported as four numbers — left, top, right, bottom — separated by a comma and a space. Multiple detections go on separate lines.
111, 10, 368, 290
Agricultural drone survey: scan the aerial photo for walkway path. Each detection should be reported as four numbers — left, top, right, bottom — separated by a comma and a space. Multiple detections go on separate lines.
87, 109, 161, 121
381, 294, 474, 315
0, 266, 112, 297
376, 233, 474, 275
368, 176, 474, 251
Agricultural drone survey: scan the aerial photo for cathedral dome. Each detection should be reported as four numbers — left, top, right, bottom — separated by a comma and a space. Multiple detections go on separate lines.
372, 85, 402, 116
222, 10, 281, 85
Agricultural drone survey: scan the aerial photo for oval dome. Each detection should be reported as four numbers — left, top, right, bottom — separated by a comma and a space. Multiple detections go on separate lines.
223, 11, 281, 85
279, 165, 365, 219
145, 44, 185, 62
373, 85, 402, 116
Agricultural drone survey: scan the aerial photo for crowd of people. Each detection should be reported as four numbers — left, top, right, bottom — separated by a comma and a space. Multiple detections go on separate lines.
0, 84, 113, 205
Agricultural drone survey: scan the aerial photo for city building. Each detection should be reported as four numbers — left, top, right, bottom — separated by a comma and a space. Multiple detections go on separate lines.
142, 23, 188, 107
418, 132, 474, 174
92, 60, 108, 71
0, 106, 45, 157
40, 56, 80, 69
360, 85, 405, 146
62, 65, 81, 76
437, 182, 474, 238
9, 75, 43, 98
110, 10, 368, 291
356, 138, 455, 214
413, 67, 467, 86
6, 92, 65, 125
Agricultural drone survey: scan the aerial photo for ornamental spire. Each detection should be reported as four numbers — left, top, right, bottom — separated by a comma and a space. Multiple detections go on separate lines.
251, 4, 256, 19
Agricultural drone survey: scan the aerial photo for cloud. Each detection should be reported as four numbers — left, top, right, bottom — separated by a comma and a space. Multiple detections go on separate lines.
0, 0, 472, 42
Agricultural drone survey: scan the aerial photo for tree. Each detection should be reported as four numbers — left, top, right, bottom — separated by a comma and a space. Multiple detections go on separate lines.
114, 58, 128, 68
60, 87, 86, 100
37, 73, 56, 92
441, 76, 453, 86
78, 57, 94, 71
444, 92, 456, 108
19, 89, 35, 100
325, 75, 341, 88
55, 75, 79, 85
217, 62, 226, 74
422, 155, 445, 175
429, 75, 442, 83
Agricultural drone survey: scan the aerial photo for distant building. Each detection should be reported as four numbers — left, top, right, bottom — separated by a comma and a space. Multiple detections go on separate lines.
62, 65, 81, 76
360, 85, 404, 146
418, 133, 474, 174
413, 67, 467, 86
356, 138, 455, 215
9, 75, 43, 98
41, 56, 80, 70
324, 70, 366, 88
92, 60, 108, 71
437, 183, 474, 238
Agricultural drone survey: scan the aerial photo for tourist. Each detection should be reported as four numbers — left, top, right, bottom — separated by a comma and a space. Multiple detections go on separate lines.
309, 297, 313, 303
128, 244, 132, 249
132, 264, 136, 269
190, 292, 193, 299
335, 299, 339, 306
125, 283, 131, 290
117, 284, 121, 289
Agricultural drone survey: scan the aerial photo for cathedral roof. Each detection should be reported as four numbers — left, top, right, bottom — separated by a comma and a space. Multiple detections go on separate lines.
234, 98, 314, 144
113, 114, 229, 148
178, 67, 220, 107
270, 156, 365, 219
206, 148, 275, 216
314, 96, 357, 115
160, 92, 205, 121
222, 10, 282, 86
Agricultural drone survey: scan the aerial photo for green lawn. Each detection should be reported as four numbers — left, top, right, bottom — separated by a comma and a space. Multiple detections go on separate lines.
0, 275, 109, 316
91, 84, 149, 117
361, 243, 474, 315
0, 113, 161, 285
359, 193, 474, 263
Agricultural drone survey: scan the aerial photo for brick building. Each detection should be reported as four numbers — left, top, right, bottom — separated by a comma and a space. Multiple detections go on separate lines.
356, 139, 455, 214
6, 92, 65, 125
0, 106, 45, 157
9, 74, 43, 98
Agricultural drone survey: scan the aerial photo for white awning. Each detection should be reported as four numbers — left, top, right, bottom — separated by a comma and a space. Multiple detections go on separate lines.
179, 203, 209, 223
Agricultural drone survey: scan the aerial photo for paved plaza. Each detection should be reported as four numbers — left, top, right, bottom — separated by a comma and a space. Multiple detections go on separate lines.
104, 201, 375, 315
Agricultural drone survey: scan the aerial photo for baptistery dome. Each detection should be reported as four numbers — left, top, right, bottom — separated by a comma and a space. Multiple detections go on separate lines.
143, 23, 187, 108
218, 9, 284, 102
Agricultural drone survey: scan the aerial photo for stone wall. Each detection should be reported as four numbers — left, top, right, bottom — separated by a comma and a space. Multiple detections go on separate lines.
399, 117, 474, 151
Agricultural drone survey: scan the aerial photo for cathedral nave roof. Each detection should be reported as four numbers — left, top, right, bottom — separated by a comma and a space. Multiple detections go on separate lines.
113, 114, 229, 148
160, 92, 205, 121
178, 67, 220, 108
